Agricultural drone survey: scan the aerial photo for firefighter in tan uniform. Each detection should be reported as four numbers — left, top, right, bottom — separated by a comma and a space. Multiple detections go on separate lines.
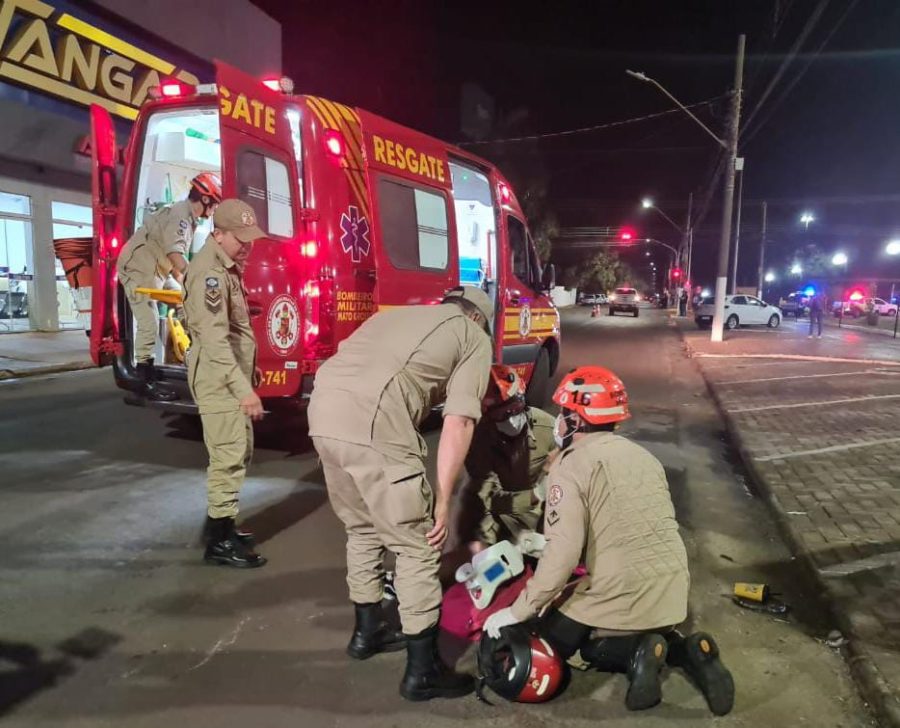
117, 173, 222, 401
485, 366, 734, 715
460, 365, 557, 552
183, 199, 267, 569
308, 286, 494, 702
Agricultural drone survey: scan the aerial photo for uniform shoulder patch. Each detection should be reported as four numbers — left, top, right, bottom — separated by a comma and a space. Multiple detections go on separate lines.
546, 509, 560, 527
548, 484, 563, 507
178, 219, 190, 232
204, 276, 222, 311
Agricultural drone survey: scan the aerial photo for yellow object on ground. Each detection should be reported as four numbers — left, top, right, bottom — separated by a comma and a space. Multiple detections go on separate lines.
135, 287, 183, 305
733, 582, 769, 603
167, 310, 191, 362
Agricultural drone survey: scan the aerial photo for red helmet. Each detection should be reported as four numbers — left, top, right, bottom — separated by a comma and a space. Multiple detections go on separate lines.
477, 626, 564, 703
191, 173, 222, 203
552, 366, 630, 425
484, 365, 527, 421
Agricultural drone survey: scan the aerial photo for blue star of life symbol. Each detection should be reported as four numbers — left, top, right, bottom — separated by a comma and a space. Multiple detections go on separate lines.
340, 206, 371, 263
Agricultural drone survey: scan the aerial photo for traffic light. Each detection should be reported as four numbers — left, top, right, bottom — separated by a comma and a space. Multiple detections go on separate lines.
672, 268, 683, 281
619, 228, 635, 242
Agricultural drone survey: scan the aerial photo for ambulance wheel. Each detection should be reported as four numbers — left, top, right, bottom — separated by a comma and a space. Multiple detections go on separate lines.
525, 348, 550, 408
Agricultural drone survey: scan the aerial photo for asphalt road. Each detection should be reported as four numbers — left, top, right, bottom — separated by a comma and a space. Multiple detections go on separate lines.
0, 306, 873, 727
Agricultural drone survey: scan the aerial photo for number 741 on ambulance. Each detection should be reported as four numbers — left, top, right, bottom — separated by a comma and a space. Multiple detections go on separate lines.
87, 61, 561, 413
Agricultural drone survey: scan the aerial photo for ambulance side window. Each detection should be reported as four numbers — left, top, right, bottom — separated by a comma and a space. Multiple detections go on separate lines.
377, 178, 449, 271
236, 150, 294, 238
507, 216, 530, 286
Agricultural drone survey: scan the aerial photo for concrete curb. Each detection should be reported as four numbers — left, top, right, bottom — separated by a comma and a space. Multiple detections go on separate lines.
677, 328, 900, 728
0, 360, 94, 381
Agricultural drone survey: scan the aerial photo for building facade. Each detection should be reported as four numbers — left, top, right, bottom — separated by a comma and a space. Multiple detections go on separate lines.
0, 0, 281, 332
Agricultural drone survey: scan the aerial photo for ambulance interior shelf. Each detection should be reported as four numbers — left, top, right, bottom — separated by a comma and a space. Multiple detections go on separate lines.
131, 108, 221, 367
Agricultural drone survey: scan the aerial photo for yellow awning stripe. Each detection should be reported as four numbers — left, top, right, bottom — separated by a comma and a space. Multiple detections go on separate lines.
57, 14, 176, 75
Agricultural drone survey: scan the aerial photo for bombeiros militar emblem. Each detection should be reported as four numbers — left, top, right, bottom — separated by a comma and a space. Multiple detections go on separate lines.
519, 303, 532, 337
266, 295, 300, 355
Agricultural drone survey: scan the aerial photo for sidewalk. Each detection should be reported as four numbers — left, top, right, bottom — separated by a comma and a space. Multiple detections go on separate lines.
677, 317, 900, 726
0, 330, 93, 379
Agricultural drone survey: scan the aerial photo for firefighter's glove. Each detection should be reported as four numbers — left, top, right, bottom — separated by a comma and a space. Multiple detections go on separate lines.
484, 607, 521, 638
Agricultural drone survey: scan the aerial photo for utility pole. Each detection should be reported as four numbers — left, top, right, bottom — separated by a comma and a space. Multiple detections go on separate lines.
757, 201, 767, 299
683, 192, 693, 273
710, 34, 746, 343
730, 160, 745, 293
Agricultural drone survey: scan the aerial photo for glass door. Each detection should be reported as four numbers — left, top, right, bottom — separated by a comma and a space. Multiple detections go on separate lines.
0, 191, 34, 333
52, 200, 93, 330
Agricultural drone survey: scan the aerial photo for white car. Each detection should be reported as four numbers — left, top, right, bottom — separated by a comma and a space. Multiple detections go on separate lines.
608, 287, 640, 317
694, 294, 781, 330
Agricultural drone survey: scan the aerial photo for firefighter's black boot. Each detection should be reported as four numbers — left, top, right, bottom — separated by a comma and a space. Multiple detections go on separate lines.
136, 361, 177, 402
667, 632, 734, 716
204, 516, 267, 568
346, 602, 406, 660
581, 633, 668, 711
399, 625, 474, 701
204, 516, 254, 547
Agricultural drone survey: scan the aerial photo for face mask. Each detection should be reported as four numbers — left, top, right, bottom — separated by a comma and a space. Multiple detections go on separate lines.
553, 412, 577, 449
496, 411, 527, 437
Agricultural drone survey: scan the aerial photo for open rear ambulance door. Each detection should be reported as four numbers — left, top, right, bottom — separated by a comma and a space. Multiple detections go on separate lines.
358, 111, 458, 308
214, 61, 305, 399
89, 104, 122, 366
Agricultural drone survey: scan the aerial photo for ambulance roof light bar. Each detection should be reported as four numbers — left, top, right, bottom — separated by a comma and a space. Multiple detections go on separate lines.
149, 81, 217, 100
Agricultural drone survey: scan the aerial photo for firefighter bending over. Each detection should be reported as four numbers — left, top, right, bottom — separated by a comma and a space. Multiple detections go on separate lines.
309, 286, 494, 702
117, 173, 221, 400
484, 366, 734, 715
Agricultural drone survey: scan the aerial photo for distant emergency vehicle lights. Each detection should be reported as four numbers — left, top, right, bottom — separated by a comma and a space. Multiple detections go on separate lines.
849, 290, 864, 301
803, 286, 816, 297
323, 130, 344, 158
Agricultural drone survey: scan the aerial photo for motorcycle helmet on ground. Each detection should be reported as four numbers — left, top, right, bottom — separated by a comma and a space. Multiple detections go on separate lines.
477, 625, 564, 703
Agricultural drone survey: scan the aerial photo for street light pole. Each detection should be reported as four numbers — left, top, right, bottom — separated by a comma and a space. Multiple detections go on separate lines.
710, 34, 746, 343
730, 159, 745, 293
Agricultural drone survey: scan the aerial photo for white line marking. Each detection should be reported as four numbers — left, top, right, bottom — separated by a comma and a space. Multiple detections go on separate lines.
718, 370, 876, 385
729, 393, 900, 413
693, 353, 900, 366
189, 616, 250, 671
755, 436, 900, 462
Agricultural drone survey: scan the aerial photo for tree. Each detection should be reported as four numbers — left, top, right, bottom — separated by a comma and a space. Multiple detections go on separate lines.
474, 105, 559, 263
790, 244, 831, 277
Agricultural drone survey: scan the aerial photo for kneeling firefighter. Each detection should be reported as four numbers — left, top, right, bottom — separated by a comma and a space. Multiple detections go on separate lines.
459, 365, 557, 553
484, 366, 734, 714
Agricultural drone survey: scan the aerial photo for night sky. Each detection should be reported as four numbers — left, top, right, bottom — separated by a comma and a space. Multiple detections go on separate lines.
252, 0, 900, 291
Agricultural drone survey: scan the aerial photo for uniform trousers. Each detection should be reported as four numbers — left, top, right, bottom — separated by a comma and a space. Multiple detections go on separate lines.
313, 436, 441, 635
201, 409, 253, 519
121, 273, 161, 363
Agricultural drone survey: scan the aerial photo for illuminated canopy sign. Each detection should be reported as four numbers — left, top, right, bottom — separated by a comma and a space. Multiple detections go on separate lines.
0, 0, 200, 120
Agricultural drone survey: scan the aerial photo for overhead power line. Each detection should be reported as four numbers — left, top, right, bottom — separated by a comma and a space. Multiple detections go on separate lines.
741, 0, 831, 135
458, 97, 723, 146
742, 0, 860, 143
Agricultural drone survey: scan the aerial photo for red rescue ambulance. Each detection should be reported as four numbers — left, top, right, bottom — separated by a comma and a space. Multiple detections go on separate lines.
89, 62, 560, 412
